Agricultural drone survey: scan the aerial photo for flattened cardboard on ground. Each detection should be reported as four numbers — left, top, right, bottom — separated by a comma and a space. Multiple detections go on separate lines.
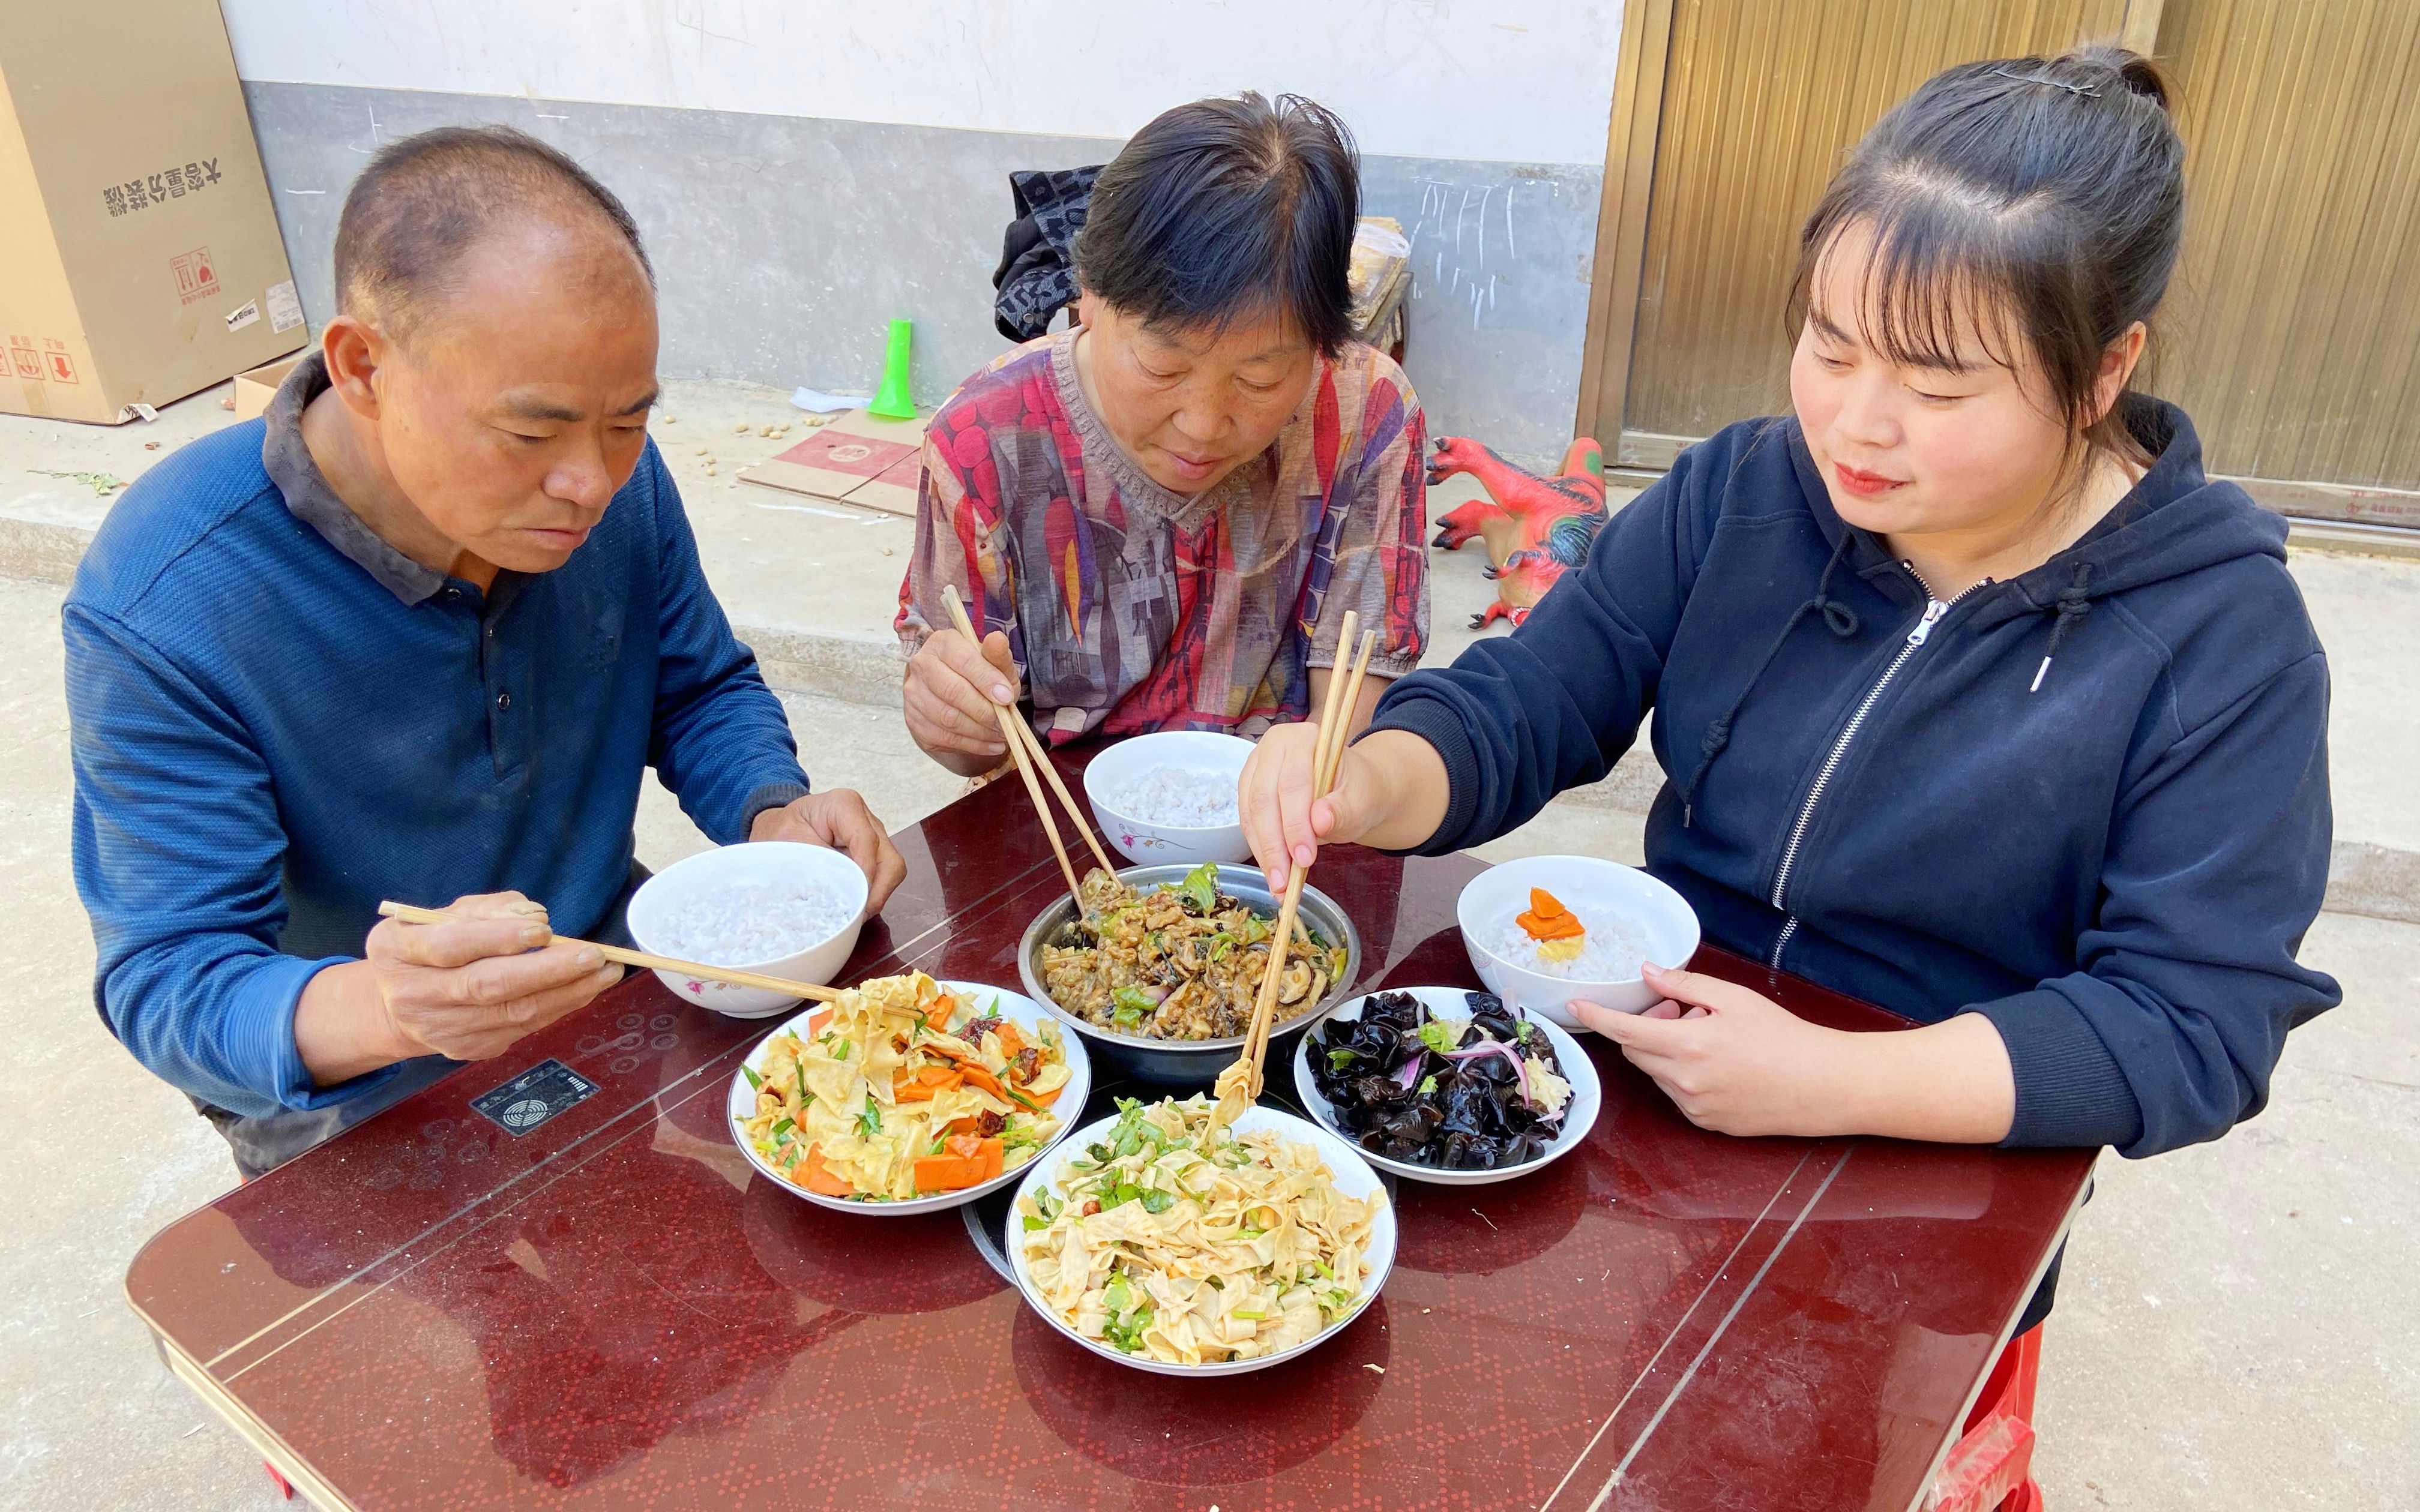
739, 409, 930, 517
0, 0, 307, 425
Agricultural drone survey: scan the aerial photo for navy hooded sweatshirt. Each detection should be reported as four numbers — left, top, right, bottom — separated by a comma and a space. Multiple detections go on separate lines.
1370, 397, 2338, 1159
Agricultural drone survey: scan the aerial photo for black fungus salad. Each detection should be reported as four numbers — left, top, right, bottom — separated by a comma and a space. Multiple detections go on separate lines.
1307, 991, 1575, 1171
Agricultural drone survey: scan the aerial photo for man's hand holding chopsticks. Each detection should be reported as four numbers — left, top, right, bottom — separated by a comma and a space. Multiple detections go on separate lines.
292, 892, 623, 1085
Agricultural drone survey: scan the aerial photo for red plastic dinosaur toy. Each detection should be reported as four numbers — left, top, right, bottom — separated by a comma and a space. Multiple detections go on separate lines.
1428, 434, 1610, 628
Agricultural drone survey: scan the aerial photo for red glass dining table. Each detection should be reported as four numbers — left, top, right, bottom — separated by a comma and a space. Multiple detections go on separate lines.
125, 746, 2094, 1510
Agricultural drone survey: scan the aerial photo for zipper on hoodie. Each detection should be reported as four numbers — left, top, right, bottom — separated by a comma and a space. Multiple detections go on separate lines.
1766, 566, 1990, 970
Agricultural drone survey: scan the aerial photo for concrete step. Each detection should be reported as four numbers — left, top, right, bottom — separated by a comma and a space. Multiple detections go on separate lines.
6, 378, 2413, 925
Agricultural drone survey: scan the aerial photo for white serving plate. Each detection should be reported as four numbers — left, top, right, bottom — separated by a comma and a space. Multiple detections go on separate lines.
727, 979, 1092, 1215
1082, 730, 1256, 866
1007, 1103, 1395, 1376
628, 840, 871, 1017
1292, 985, 1603, 1187
1456, 854, 1700, 1027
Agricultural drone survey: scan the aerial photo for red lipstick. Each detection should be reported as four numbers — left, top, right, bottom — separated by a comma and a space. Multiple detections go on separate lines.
1832, 461, 1904, 498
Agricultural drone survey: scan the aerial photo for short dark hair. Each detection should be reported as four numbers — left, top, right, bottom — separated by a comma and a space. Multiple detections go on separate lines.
333, 125, 653, 343
1789, 44, 2184, 466
1076, 92, 1359, 356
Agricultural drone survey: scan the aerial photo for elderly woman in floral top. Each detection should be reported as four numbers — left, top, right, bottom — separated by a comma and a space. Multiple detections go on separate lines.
897, 92, 1430, 776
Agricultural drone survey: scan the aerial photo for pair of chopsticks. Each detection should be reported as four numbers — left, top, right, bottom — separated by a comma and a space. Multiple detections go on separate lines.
1216, 611, 1381, 1114
376, 899, 845, 1003
938, 583, 1112, 907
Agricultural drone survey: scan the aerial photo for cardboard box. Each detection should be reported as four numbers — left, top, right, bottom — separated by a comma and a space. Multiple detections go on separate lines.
739, 409, 930, 517
1, 1, 309, 425
231, 356, 301, 422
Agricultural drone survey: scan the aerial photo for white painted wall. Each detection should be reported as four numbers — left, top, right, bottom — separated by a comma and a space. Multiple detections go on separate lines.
218, 0, 1624, 165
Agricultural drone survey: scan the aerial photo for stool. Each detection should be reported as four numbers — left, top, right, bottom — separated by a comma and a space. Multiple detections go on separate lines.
1927, 1325, 2044, 1512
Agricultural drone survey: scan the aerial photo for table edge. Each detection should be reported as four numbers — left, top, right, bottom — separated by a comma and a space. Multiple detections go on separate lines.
1894, 1159, 2094, 1512
134, 1294, 355, 1512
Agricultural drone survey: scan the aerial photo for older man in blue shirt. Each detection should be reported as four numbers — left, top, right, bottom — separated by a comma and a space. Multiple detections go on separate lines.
67, 126, 904, 1176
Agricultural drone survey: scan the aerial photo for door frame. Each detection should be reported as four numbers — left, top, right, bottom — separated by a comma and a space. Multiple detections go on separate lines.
1571, 0, 1675, 470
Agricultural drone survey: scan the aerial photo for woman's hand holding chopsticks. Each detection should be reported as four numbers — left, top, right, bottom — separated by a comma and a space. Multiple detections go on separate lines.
1212, 623, 1377, 1125
1239, 719, 1454, 892
904, 620, 1026, 776
933, 584, 1112, 907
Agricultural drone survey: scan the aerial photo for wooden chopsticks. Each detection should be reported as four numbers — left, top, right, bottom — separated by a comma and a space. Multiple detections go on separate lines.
938, 582, 1112, 907
1218, 614, 1380, 1112
376, 899, 845, 1003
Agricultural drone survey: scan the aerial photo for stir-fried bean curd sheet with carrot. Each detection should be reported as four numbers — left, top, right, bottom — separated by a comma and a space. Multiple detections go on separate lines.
738, 973, 1072, 1200
1018, 1096, 1385, 1364
1041, 865, 1349, 1040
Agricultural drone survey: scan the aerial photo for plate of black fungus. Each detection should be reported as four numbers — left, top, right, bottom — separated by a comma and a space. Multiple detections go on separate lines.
1293, 986, 1603, 1186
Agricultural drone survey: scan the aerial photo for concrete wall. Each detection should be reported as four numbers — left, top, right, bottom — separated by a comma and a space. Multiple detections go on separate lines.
222, 1, 1622, 464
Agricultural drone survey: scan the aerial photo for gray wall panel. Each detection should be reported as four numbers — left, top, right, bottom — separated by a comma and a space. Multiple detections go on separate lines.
239, 82, 1599, 466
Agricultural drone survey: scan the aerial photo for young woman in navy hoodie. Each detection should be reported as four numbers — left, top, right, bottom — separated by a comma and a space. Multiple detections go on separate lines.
1242, 44, 2339, 1320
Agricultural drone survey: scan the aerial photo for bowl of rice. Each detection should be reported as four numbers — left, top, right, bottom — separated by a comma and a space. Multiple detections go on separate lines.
626, 841, 870, 1018
1455, 855, 1699, 1028
1081, 731, 1254, 866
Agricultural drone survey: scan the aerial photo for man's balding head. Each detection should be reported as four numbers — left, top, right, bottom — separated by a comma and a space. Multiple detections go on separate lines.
307, 125, 661, 585
333, 125, 653, 346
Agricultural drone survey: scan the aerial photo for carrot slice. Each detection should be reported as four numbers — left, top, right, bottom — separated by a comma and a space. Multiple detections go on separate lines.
892, 1065, 962, 1102
796, 1145, 856, 1197
912, 1153, 987, 1192
991, 1021, 1026, 1058
1517, 887, 1586, 942
978, 1136, 1004, 1182
959, 1064, 1010, 1101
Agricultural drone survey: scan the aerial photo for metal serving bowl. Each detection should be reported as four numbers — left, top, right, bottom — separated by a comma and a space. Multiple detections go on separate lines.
1016, 863, 1364, 1085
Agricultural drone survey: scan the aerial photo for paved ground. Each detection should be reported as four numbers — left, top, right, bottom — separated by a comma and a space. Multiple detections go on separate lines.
4, 387, 2416, 1509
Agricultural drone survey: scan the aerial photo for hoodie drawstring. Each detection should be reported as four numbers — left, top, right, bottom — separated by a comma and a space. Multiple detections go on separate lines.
1681, 530, 1863, 826
2029, 561, 2096, 692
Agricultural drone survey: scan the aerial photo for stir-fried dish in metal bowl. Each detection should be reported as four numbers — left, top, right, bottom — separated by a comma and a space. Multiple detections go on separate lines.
1017, 1096, 1385, 1365
737, 972, 1073, 1200
1038, 865, 1349, 1041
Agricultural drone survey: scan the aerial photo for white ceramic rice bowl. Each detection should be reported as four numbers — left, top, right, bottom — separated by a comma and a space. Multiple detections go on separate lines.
1455, 854, 1700, 1028
727, 980, 1092, 1215
1082, 731, 1255, 866
1007, 1104, 1396, 1376
1292, 986, 1603, 1187
628, 841, 870, 1018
